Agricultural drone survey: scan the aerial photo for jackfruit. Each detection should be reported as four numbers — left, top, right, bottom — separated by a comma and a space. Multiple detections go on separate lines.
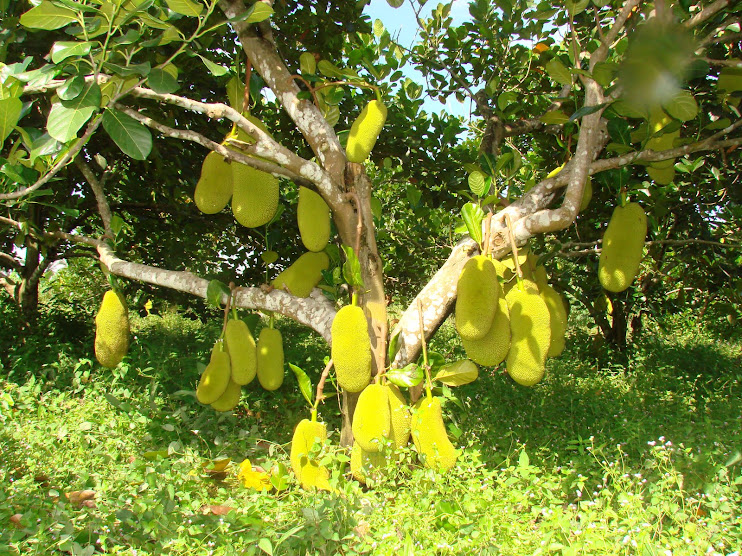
540, 284, 568, 357
351, 442, 386, 484
533, 265, 549, 291
298, 457, 332, 491
272, 251, 329, 298
384, 383, 411, 449
598, 202, 647, 292
298, 187, 331, 252
455, 255, 500, 341
461, 295, 511, 367
346, 100, 387, 163
231, 163, 279, 228
352, 383, 391, 452
331, 305, 372, 393
647, 164, 675, 185
224, 318, 257, 385
194, 151, 233, 214
196, 341, 231, 404
290, 418, 327, 481
210, 379, 242, 412
505, 281, 551, 386
411, 396, 458, 472
94, 290, 130, 368
646, 106, 678, 170
257, 327, 284, 390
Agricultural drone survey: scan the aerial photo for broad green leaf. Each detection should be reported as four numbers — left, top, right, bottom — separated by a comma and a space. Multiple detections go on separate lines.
47, 102, 96, 142
226, 76, 245, 110
569, 103, 607, 122
404, 78, 423, 100
206, 280, 230, 308
662, 90, 698, 122
468, 170, 487, 197
198, 55, 229, 77
341, 245, 364, 290
592, 61, 618, 87
434, 360, 478, 386
258, 538, 273, 556
50, 41, 94, 64
317, 60, 343, 78
565, 0, 590, 15
497, 91, 518, 111
299, 52, 316, 75
288, 364, 313, 406
165, 0, 203, 17
716, 67, 742, 93
261, 250, 278, 265
419, 351, 446, 374
386, 363, 424, 388
386, 0, 404, 6
57, 75, 86, 101
373, 19, 385, 38
20, 1, 78, 30
518, 449, 530, 468
461, 202, 484, 247
243, 2, 273, 23
539, 110, 569, 124
387, 327, 401, 363
545, 58, 572, 86
0, 97, 22, 147
102, 108, 152, 160
62, 82, 101, 110
147, 68, 179, 94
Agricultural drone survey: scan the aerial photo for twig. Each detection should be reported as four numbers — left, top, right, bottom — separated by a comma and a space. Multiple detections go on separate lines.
314, 358, 334, 409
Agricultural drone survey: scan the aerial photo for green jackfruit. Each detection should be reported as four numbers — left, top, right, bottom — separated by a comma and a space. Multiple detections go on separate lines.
298, 457, 332, 491
384, 383, 411, 449
331, 305, 372, 393
646, 106, 678, 170
346, 100, 387, 163
272, 251, 329, 298
352, 383, 391, 452
598, 202, 647, 293
290, 418, 327, 481
194, 151, 233, 214
351, 442, 386, 484
533, 265, 549, 291
298, 187, 331, 252
455, 255, 500, 341
231, 163, 279, 228
411, 396, 457, 472
540, 284, 568, 357
257, 327, 284, 391
196, 341, 231, 404
210, 379, 242, 412
647, 164, 675, 185
461, 295, 510, 367
505, 281, 551, 386
94, 290, 130, 368
224, 318, 257, 385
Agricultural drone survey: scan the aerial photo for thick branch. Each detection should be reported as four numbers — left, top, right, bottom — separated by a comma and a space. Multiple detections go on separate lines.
75, 157, 113, 237
0, 251, 21, 270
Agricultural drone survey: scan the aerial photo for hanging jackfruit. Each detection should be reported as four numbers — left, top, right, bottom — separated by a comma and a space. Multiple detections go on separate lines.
540, 283, 568, 357
598, 202, 647, 292
352, 383, 391, 452
298, 458, 332, 491
194, 151, 233, 214
224, 318, 257, 385
210, 378, 242, 412
298, 187, 331, 252
331, 305, 372, 393
196, 340, 231, 404
231, 163, 279, 228
257, 327, 284, 390
384, 383, 411, 449
411, 396, 458, 472
272, 251, 329, 298
290, 418, 327, 481
94, 290, 130, 368
505, 281, 551, 386
455, 255, 500, 341
351, 442, 386, 484
461, 295, 511, 367
346, 100, 387, 163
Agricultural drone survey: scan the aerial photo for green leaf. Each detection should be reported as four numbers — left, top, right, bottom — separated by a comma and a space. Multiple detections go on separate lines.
420, 351, 446, 374
258, 538, 273, 556
47, 103, 96, 142
102, 108, 152, 160
317, 60, 343, 78
20, 1, 78, 30
433, 360, 478, 386
717, 67, 742, 93
461, 202, 484, 247
261, 250, 278, 265
662, 90, 698, 122
468, 170, 487, 197
386, 0, 404, 6
147, 68, 179, 94
226, 76, 244, 110
165, 0, 203, 17
50, 41, 94, 64
497, 91, 517, 111
206, 280, 230, 308
545, 58, 572, 86
299, 52, 316, 75
198, 55, 229, 77
57, 75, 85, 101
110, 214, 124, 238
269, 462, 289, 491
592, 61, 617, 87
0, 97, 22, 147
565, 0, 590, 15
288, 364, 313, 406
387, 327, 401, 363
569, 103, 607, 122
341, 245, 364, 290
386, 363, 424, 388
518, 449, 530, 468
229, 2, 274, 23
539, 110, 569, 125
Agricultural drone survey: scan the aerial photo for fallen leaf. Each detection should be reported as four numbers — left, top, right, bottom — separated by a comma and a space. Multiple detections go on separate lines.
66, 490, 96, 506
200, 505, 233, 516
10, 514, 23, 528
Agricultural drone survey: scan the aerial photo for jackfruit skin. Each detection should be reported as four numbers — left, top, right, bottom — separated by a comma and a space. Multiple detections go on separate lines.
411, 396, 458, 472
290, 419, 327, 481
384, 383, 411, 449
298, 458, 332, 491
505, 281, 551, 387
194, 151, 233, 214
455, 255, 500, 341
646, 106, 678, 170
298, 187, 331, 252
94, 290, 130, 368
224, 318, 257, 385
540, 284, 568, 357
210, 379, 241, 412
598, 202, 647, 293
331, 305, 372, 393
351, 442, 386, 484
272, 251, 329, 298
196, 342, 231, 404
256, 327, 284, 391
533, 265, 549, 291
461, 295, 510, 367
231, 163, 279, 228
352, 383, 391, 452
346, 100, 387, 163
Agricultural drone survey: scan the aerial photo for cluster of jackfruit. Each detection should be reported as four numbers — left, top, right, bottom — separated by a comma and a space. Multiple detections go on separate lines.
290, 418, 332, 490
455, 249, 568, 387
599, 202, 647, 293
94, 289, 130, 368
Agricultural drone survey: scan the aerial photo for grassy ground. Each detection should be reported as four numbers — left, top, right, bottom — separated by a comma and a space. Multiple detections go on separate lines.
1, 301, 741, 555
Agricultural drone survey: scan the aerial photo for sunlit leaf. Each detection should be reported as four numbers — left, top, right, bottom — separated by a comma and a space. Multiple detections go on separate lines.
20, 1, 78, 30
165, 0, 203, 17
50, 41, 94, 64
434, 359, 478, 386
0, 97, 22, 147
206, 279, 230, 307
288, 363, 313, 406
461, 202, 484, 247
386, 363, 424, 388
545, 58, 571, 86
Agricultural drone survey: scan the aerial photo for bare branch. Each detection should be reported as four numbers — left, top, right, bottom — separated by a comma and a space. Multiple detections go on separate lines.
0, 251, 21, 270
590, 0, 642, 71
684, 0, 730, 29
75, 157, 113, 238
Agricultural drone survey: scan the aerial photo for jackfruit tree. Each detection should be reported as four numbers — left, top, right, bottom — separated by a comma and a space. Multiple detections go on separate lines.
1, 0, 741, 467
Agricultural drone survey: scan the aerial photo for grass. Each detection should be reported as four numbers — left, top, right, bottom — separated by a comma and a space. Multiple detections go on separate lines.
1, 300, 741, 555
